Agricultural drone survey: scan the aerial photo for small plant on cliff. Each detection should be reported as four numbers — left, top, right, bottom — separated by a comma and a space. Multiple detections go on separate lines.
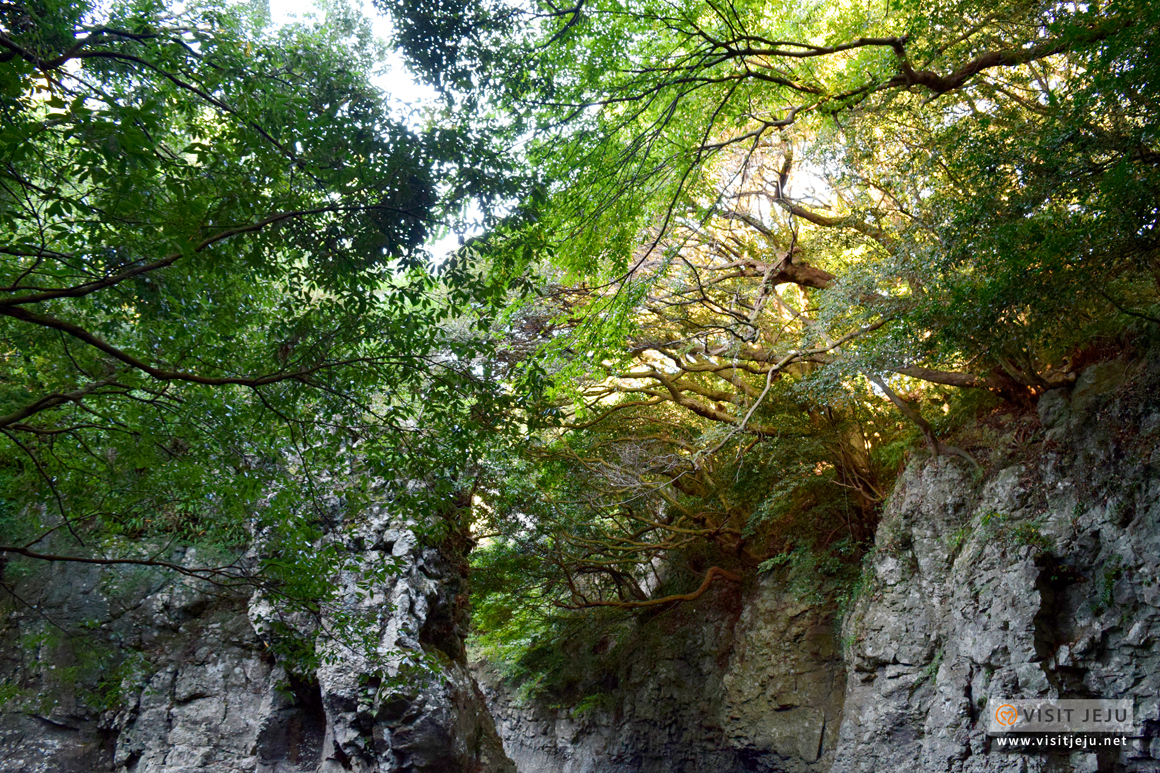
946, 525, 973, 558
570, 691, 616, 719
759, 539, 861, 605
1010, 521, 1054, 554
978, 512, 1053, 556
1096, 556, 1125, 614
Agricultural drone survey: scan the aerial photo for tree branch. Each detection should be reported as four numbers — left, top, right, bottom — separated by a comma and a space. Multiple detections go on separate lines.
0, 373, 124, 429
557, 565, 740, 609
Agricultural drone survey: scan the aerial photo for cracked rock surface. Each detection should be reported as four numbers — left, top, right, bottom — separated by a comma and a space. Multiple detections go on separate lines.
0, 499, 513, 773
476, 569, 846, 773
833, 354, 1160, 772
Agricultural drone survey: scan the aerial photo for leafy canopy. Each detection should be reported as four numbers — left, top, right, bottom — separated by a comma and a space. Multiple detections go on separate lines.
0, 0, 529, 663
383, 0, 1160, 691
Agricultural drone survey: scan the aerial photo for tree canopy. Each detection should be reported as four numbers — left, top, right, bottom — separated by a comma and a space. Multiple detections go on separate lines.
2, 0, 1157, 698
0, 0, 533, 662
380, 0, 1160, 685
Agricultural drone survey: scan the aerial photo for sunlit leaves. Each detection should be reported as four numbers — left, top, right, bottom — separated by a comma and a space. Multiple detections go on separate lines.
428, 0, 1157, 667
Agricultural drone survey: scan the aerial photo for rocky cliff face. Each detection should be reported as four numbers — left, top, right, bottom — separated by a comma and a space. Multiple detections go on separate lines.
832, 355, 1160, 772
0, 500, 514, 773
476, 575, 846, 773
5, 354, 1160, 773
477, 353, 1160, 772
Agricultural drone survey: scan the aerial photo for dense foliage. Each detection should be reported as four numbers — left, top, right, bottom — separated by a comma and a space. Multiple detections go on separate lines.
2, 0, 1157, 705
381, 0, 1160, 689
0, 0, 528, 664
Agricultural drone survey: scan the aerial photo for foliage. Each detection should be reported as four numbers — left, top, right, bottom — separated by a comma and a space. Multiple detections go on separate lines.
386, 0, 1160, 694
0, 619, 146, 714
0, 0, 528, 666
758, 538, 859, 605
4, 0, 1159, 712
1097, 555, 1124, 613
1009, 520, 1053, 554
945, 525, 972, 558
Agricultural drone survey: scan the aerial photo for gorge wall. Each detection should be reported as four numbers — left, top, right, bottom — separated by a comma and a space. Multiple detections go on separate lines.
3, 353, 1160, 773
831, 354, 1160, 773
477, 352, 1160, 773
0, 501, 513, 773
476, 578, 845, 773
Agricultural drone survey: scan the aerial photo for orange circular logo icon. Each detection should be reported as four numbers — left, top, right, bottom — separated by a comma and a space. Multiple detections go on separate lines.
995, 704, 1019, 727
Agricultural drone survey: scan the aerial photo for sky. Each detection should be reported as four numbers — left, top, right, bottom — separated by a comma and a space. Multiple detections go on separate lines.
262, 0, 826, 258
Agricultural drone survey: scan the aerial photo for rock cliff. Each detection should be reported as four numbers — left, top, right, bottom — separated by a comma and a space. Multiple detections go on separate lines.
478, 353, 1160, 772
832, 355, 1160, 772
475, 579, 846, 773
0, 499, 514, 773
5, 353, 1160, 773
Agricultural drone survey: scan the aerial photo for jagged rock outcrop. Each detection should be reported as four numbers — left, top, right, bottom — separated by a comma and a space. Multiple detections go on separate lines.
832, 355, 1160, 772
0, 500, 514, 773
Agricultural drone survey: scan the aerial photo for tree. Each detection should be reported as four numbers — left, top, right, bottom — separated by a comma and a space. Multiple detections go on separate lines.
386, 0, 1158, 642
0, 0, 523, 653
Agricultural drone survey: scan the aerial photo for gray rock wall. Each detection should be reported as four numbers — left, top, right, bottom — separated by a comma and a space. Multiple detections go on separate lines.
0, 501, 513, 773
477, 579, 845, 773
832, 356, 1160, 772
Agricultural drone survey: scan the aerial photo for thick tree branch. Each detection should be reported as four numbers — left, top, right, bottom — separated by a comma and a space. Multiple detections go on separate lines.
0, 373, 124, 429
557, 565, 740, 609
0, 545, 251, 587
0, 207, 346, 308
868, 374, 978, 468
884, 19, 1130, 96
